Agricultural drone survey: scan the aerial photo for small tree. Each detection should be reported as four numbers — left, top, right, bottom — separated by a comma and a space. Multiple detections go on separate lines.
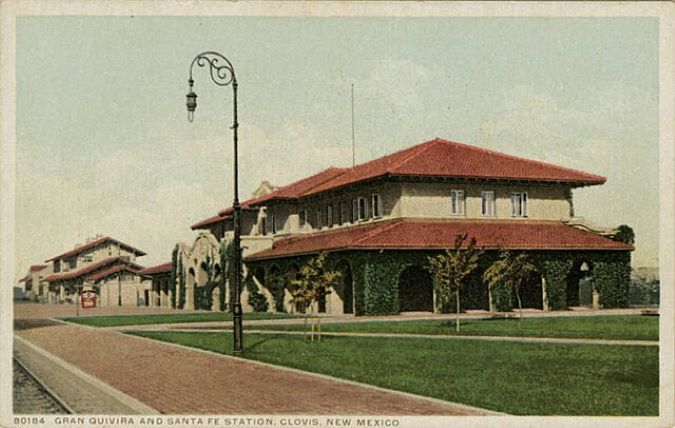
427, 233, 482, 332
483, 251, 538, 322
290, 252, 341, 341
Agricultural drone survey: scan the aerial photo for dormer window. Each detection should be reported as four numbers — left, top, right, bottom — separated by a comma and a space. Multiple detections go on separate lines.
511, 192, 528, 217
481, 191, 495, 217
371, 194, 382, 218
450, 189, 465, 216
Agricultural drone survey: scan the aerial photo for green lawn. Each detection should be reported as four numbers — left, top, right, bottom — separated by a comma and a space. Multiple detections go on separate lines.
252, 315, 659, 341
131, 331, 658, 416
60, 311, 295, 327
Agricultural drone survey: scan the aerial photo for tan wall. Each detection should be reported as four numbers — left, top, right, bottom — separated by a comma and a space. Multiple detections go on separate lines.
98, 275, 144, 307
399, 182, 571, 220
256, 182, 402, 237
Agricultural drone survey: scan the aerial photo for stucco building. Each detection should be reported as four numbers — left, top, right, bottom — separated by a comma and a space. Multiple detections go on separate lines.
174, 138, 632, 315
33, 235, 148, 306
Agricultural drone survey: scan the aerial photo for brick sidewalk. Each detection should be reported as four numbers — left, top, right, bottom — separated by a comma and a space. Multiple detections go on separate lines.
15, 323, 490, 415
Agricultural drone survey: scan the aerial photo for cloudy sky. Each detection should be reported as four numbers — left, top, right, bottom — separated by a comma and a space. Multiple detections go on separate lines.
14, 13, 658, 275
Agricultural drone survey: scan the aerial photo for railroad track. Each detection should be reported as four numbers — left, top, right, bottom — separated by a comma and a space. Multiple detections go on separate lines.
13, 356, 73, 415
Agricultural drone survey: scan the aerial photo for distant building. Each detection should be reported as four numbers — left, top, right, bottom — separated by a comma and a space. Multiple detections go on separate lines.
178, 138, 632, 315
18, 264, 49, 301
24, 235, 148, 306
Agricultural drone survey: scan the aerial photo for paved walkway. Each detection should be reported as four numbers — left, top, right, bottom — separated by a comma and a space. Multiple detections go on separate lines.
14, 336, 156, 414
15, 322, 495, 415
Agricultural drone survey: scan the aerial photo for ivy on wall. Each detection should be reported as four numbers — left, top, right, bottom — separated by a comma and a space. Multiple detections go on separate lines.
177, 257, 186, 309
535, 255, 574, 311
593, 252, 631, 308
170, 246, 178, 309
219, 240, 232, 312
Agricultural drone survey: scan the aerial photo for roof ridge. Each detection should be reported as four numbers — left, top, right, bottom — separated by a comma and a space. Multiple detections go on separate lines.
387, 140, 440, 172
434, 138, 606, 182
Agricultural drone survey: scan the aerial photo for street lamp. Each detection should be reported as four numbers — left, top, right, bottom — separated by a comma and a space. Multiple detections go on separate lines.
186, 51, 243, 353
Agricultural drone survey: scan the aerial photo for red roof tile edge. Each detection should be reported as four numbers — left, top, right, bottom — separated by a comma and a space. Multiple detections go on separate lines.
246, 218, 632, 261
44, 257, 143, 283
139, 262, 173, 275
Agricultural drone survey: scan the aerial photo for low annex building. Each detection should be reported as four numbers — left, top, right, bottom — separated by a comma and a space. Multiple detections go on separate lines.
18, 264, 49, 301
175, 138, 632, 316
25, 235, 149, 306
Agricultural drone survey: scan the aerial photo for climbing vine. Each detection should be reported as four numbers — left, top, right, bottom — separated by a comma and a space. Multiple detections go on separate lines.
170, 245, 178, 309
177, 257, 186, 309
246, 271, 269, 312
219, 240, 232, 312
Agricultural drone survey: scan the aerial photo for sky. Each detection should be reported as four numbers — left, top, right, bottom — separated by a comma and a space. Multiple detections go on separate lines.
14, 15, 659, 276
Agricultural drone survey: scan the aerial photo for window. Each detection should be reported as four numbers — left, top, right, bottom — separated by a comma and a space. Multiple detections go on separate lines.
271, 212, 277, 234
299, 209, 307, 227
371, 194, 382, 218
82, 255, 93, 263
481, 191, 495, 217
315, 208, 323, 229
450, 189, 465, 216
339, 201, 348, 225
511, 192, 528, 217
352, 199, 359, 222
54, 260, 61, 273
327, 204, 333, 227
358, 197, 368, 220
67, 259, 77, 270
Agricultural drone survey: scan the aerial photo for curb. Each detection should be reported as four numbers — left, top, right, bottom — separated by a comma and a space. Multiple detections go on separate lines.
123, 329, 505, 416
14, 335, 159, 415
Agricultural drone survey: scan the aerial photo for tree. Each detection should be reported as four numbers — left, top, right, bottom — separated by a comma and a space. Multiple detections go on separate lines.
290, 252, 342, 341
427, 233, 482, 332
483, 251, 539, 322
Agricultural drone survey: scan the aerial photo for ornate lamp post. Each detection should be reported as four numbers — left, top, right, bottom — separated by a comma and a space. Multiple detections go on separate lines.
186, 51, 243, 353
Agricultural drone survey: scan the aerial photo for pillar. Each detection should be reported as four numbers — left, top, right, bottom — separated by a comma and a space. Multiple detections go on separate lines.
541, 277, 550, 312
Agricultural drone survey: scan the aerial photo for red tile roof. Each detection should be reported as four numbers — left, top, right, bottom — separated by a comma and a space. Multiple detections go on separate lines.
44, 257, 144, 283
191, 215, 230, 230
198, 139, 605, 229
246, 218, 632, 261
139, 262, 173, 275
18, 275, 30, 283
30, 264, 48, 272
87, 265, 142, 282
46, 237, 146, 262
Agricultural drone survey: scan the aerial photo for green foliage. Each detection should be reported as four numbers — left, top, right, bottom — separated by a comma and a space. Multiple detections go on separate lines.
427, 234, 482, 330
362, 261, 400, 315
490, 282, 513, 312
594, 253, 631, 308
194, 256, 216, 311
612, 225, 635, 245
290, 252, 341, 315
246, 272, 269, 312
272, 274, 287, 313
177, 257, 186, 309
170, 246, 178, 309
537, 256, 573, 311
483, 251, 538, 318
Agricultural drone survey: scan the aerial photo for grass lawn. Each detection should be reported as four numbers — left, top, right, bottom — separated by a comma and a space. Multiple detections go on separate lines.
60, 311, 295, 327
131, 331, 658, 416
252, 315, 659, 341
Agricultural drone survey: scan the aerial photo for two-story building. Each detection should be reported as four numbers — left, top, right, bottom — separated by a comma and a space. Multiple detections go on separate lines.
178, 138, 632, 315
39, 235, 148, 306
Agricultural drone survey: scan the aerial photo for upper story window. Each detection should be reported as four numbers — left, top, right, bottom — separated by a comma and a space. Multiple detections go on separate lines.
511, 192, 528, 217
481, 191, 495, 217
357, 197, 368, 221
82, 255, 93, 263
66, 259, 76, 271
299, 209, 307, 227
53, 260, 61, 273
339, 201, 348, 225
450, 189, 465, 216
327, 204, 334, 227
315, 208, 323, 229
270, 212, 277, 234
371, 194, 382, 218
